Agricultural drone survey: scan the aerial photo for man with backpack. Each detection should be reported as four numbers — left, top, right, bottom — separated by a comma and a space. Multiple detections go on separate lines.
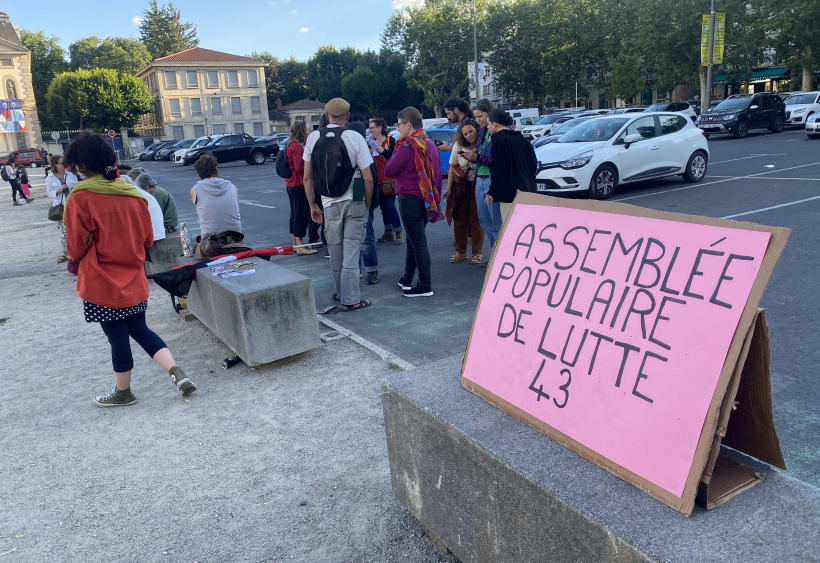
3, 155, 30, 206
303, 98, 375, 312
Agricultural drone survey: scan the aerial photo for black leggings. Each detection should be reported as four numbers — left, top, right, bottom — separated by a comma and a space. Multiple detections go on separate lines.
286, 185, 311, 238
9, 179, 24, 202
100, 312, 166, 373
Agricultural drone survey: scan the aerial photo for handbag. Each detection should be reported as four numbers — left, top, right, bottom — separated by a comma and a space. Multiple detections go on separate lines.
48, 191, 65, 222
380, 178, 396, 196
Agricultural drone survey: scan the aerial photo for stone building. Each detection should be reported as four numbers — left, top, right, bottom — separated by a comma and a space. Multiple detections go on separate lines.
135, 47, 268, 141
0, 12, 42, 153
268, 99, 326, 133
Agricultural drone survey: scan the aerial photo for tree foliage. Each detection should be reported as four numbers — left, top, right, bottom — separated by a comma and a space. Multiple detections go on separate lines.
342, 50, 411, 112
139, 0, 198, 60
19, 30, 68, 129
250, 52, 311, 108
46, 69, 153, 131
306, 46, 362, 103
69, 36, 152, 74
764, 0, 820, 91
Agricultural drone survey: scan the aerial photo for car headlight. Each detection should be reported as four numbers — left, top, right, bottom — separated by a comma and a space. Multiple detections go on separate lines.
560, 151, 593, 170
793, 108, 806, 114
808, 115, 819, 123
721, 114, 736, 121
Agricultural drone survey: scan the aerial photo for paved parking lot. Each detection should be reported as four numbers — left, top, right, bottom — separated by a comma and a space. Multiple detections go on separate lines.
138, 126, 820, 487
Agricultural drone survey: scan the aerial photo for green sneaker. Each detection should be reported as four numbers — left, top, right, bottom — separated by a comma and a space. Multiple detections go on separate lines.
94, 385, 137, 407
169, 366, 196, 396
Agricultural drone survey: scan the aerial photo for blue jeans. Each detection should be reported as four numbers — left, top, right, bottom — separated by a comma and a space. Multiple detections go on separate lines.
379, 193, 402, 233
360, 208, 378, 273
475, 176, 501, 248
398, 194, 431, 291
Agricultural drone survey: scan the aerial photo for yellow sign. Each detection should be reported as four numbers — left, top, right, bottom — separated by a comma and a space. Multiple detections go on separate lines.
701, 13, 726, 66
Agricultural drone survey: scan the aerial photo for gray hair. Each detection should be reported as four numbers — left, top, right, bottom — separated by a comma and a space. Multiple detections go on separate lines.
135, 172, 156, 190
127, 167, 146, 181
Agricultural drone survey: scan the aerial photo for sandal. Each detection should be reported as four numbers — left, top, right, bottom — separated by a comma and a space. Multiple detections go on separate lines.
450, 253, 468, 263
470, 254, 483, 265
331, 293, 341, 302
57, 254, 69, 263
341, 299, 372, 312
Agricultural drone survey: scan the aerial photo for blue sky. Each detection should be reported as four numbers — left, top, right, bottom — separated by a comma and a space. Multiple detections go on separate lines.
7, 0, 423, 61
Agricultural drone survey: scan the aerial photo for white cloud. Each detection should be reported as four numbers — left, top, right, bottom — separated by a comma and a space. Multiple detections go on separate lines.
288, 9, 297, 14
132, 16, 144, 26
390, 0, 424, 9
299, 27, 309, 33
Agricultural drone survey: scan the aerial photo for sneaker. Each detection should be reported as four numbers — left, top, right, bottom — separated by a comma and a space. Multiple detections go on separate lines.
12, 201, 21, 206
295, 246, 317, 255
394, 232, 404, 245
366, 271, 379, 285
404, 285, 434, 298
169, 366, 196, 396
377, 230, 394, 243
398, 277, 412, 291
324, 250, 330, 259
25, 197, 33, 203
94, 385, 137, 407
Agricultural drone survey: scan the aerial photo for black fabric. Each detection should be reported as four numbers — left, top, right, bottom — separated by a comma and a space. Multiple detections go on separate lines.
487, 129, 538, 203
100, 311, 166, 373
275, 142, 292, 178
286, 185, 311, 238
147, 261, 210, 298
311, 127, 356, 198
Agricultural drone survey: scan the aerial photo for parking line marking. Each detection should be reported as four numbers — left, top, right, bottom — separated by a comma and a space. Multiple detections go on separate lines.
614, 161, 820, 202
711, 153, 786, 165
721, 195, 820, 219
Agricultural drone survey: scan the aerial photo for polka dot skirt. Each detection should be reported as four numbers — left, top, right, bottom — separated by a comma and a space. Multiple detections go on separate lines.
83, 300, 148, 323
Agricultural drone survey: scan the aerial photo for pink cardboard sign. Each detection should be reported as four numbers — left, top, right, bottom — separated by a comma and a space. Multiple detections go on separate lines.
462, 203, 771, 498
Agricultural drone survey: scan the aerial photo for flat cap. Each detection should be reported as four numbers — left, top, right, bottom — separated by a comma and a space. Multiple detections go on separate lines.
325, 97, 350, 118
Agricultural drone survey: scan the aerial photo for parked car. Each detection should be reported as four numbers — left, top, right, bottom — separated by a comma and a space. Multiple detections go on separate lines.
183, 133, 278, 166
141, 141, 178, 161
174, 135, 221, 164
645, 102, 698, 121
530, 116, 596, 148
612, 106, 648, 114
425, 127, 456, 176
521, 114, 575, 140
806, 114, 820, 139
270, 133, 290, 145
784, 91, 820, 126
534, 113, 709, 199
0, 148, 43, 167
512, 116, 538, 130
696, 93, 786, 138
136, 142, 164, 161
156, 138, 196, 161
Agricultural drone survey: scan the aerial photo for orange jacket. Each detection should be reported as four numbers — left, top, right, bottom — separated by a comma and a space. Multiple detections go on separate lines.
65, 190, 153, 309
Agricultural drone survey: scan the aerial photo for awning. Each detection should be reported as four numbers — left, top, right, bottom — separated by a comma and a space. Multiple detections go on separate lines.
712, 68, 789, 84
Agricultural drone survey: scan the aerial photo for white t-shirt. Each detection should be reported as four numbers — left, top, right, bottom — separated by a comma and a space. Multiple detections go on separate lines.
136, 187, 166, 241
45, 172, 78, 206
303, 124, 374, 206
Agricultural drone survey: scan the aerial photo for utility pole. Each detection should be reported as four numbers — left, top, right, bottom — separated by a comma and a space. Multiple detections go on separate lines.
704, 0, 716, 113
473, 0, 480, 99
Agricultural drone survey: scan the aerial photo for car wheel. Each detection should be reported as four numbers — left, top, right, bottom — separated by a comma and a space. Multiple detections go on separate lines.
733, 121, 748, 138
683, 150, 707, 183
29, 162, 38, 168
808, 134, 819, 140
770, 116, 784, 133
139, 154, 145, 161
251, 151, 266, 165
588, 164, 617, 200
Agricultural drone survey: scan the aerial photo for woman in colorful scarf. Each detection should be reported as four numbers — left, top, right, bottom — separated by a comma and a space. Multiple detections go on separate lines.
63, 133, 195, 407
384, 106, 443, 297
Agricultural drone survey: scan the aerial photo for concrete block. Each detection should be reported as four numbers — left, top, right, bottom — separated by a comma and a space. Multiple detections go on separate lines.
145, 236, 183, 275
178, 308, 196, 322
382, 355, 820, 563
186, 258, 320, 366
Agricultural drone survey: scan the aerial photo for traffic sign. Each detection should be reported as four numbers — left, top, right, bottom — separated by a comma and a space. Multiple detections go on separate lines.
107, 130, 116, 137
50, 131, 60, 141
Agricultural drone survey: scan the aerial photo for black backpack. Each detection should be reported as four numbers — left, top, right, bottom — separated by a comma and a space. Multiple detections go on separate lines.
275, 142, 292, 179
310, 127, 356, 198
0, 165, 9, 182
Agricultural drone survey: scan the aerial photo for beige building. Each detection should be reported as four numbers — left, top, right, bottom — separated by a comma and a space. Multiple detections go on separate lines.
135, 47, 269, 141
0, 12, 42, 153
269, 99, 326, 132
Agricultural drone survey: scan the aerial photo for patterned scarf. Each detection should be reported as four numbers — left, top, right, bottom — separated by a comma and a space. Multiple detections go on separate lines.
396, 129, 444, 223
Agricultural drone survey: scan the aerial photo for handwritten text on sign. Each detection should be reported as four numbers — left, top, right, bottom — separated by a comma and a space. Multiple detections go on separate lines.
462, 204, 771, 497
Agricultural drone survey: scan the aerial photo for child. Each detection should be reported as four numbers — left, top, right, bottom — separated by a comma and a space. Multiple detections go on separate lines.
15, 164, 31, 199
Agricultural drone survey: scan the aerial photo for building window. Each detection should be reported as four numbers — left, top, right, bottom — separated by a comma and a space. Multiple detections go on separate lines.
248, 70, 259, 88
295, 115, 306, 122
0, 58, 12, 67
191, 98, 202, 115
172, 126, 184, 140
186, 71, 198, 88
310, 114, 320, 123
212, 123, 227, 135
169, 98, 181, 116
253, 122, 264, 136
231, 97, 242, 114
207, 71, 218, 88
6, 80, 17, 99
194, 124, 205, 137
211, 98, 222, 114
165, 71, 177, 88
250, 96, 261, 113
234, 123, 244, 134
228, 70, 239, 88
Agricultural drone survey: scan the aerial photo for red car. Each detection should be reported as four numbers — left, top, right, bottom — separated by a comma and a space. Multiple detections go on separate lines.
0, 148, 45, 167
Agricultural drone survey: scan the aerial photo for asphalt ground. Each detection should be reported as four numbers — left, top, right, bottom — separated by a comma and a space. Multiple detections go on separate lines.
137, 127, 820, 487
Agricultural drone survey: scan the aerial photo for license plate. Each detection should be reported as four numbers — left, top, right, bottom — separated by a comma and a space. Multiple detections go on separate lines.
535, 182, 549, 192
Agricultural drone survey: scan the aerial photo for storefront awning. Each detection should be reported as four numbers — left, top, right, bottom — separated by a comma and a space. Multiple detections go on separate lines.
713, 68, 789, 84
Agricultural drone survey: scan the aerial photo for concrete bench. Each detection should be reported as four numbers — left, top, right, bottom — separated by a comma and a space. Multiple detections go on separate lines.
145, 236, 182, 275
382, 355, 820, 562
185, 258, 320, 366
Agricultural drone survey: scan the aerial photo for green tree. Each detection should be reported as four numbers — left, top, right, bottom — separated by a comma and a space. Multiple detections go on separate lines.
718, 0, 770, 95
139, 0, 198, 60
382, 0, 474, 116
69, 36, 152, 74
19, 29, 68, 129
250, 52, 311, 108
341, 50, 410, 112
46, 69, 152, 131
307, 46, 362, 102
765, 0, 820, 91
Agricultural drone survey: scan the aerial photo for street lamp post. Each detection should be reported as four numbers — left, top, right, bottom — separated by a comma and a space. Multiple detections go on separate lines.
704, 0, 716, 113
472, 0, 480, 100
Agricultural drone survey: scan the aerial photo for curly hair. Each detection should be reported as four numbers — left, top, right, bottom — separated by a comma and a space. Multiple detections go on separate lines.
369, 117, 388, 137
455, 119, 479, 146
63, 133, 118, 179
290, 120, 308, 144
194, 154, 219, 179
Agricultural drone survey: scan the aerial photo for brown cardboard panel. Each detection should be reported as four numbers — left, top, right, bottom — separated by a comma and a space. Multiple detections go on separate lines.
704, 454, 765, 510
462, 194, 790, 516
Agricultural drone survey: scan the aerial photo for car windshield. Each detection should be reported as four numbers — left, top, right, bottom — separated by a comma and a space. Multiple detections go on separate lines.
145, 143, 162, 150
714, 98, 751, 111
549, 118, 590, 136
786, 93, 818, 105
191, 138, 210, 148
202, 137, 222, 147
557, 118, 628, 142
535, 115, 560, 125
645, 104, 669, 112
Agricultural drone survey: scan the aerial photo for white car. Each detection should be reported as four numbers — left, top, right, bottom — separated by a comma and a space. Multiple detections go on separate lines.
521, 114, 573, 140
534, 113, 709, 199
785, 91, 820, 126
174, 135, 216, 164
645, 102, 698, 122
806, 113, 820, 139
